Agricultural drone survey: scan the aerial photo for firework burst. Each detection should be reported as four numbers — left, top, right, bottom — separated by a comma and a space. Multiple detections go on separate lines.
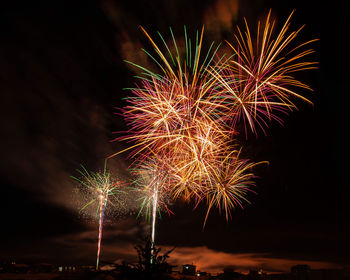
219, 10, 318, 135
115, 26, 262, 217
114, 26, 261, 223
112, 12, 316, 228
129, 155, 175, 263
202, 149, 267, 226
112, 26, 229, 159
71, 160, 126, 270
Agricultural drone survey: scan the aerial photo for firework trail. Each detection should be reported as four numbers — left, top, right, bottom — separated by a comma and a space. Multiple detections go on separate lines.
96, 192, 106, 270
71, 160, 126, 270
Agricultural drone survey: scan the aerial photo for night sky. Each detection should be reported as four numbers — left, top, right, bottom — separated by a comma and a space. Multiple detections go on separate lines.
0, 0, 348, 274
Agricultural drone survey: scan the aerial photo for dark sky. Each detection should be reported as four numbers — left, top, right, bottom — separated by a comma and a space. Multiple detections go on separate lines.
0, 0, 348, 274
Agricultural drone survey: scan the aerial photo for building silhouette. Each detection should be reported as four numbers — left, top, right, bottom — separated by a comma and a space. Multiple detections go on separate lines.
182, 264, 196, 275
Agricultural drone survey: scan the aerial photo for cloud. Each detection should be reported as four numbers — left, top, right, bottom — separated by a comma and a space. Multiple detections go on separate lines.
154, 246, 343, 274
50, 217, 149, 263
0, 45, 129, 212
117, 32, 154, 75
1, 98, 127, 212
203, 0, 239, 39
50, 222, 343, 274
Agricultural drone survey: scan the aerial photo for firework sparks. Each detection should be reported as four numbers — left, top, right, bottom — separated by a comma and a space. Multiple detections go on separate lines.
115, 26, 261, 222
202, 149, 268, 226
130, 156, 174, 242
112, 12, 316, 228
112, 26, 227, 160
219, 10, 318, 135
71, 160, 126, 270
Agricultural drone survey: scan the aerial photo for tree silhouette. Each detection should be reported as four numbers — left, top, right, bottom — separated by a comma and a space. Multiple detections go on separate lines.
134, 239, 175, 278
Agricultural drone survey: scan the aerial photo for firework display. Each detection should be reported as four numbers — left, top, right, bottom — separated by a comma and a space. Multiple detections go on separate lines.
110, 11, 316, 247
129, 156, 174, 261
219, 10, 317, 135
71, 160, 126, 270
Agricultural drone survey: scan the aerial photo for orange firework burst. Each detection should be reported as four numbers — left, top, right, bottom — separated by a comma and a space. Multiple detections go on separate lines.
203, 149, 267, 225
116, 27, 228, 161
112, 12, 317, 227
216, 10, 318, 135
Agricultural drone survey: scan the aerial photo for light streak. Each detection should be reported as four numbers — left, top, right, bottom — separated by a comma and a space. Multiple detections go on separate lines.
150, 181, 158, 264
96, 192, 106, 270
